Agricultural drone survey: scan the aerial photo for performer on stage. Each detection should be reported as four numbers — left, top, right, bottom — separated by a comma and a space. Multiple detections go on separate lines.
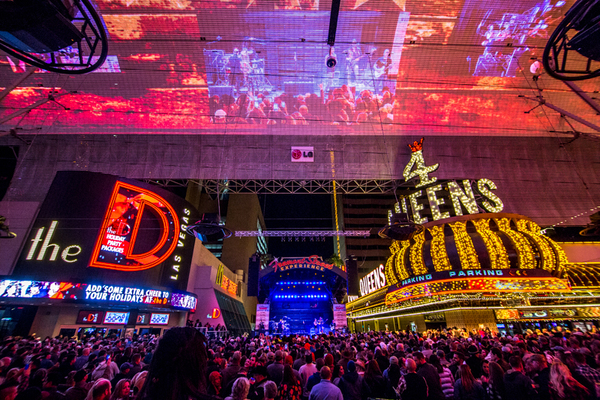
373, 49, 392, 94
346, 39, 362, 84
228, 48, 242, 89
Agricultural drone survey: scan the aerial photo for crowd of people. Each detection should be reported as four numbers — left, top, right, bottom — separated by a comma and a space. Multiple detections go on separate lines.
0, 325, 599, 400
208, 84, 396, 126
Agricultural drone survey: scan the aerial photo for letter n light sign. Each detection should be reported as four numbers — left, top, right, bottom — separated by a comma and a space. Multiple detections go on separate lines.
89, 181, 179, 271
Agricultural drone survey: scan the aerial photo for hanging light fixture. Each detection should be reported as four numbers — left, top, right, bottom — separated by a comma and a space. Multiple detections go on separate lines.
187, 213, 232, 242
378, 212, 424, 241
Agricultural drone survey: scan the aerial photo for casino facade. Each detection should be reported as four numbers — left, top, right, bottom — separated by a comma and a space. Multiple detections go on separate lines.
346, 141, 600, 335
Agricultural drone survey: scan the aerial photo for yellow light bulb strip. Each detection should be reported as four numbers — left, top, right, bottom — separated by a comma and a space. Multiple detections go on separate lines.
515, 219, 556, 273
472, 218, 509, 269
450, 221, 481, 269
394, 240, 411, 280
429, 225, 452, 271
496, 218, 536, 269
409, 232, 428, 275
385, 254, 398, 285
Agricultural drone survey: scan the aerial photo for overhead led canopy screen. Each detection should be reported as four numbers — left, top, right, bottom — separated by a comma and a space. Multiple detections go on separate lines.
0, 0, 574, 134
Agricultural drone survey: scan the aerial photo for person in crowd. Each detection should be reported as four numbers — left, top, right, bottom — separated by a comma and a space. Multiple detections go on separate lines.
308, 367, 342, 400
337, 361, 363, 400
207, 372, 222, 397
403, 358, 428, 400
266, 351, 285, 386
109, 379, 129, 400
85, 379, 110, 400
65, 370, 88, 400
414, 352, 445, 400
485, 362, 505, 400
263, 381, 277, 400
277, 365, 302, 400
331, 365, 343, 386
503, 356, 536, 400
299, 355, 317, 398
110, 364, 131, 390
221, 352, 243, 390
225, 378, 250, 400
453, 364, 485, 400
248, 366, 268, 400
526, 353, 550, 399
549, 361, 589, 400
430, 354, 454, 399
136, 327, 211, 400
489, 348, 510, 373
306, 359, 325, 395
573, 352, 600, 388
362, 360, 386, 399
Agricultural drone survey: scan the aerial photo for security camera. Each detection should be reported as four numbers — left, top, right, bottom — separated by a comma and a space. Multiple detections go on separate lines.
326, 56, 336, 68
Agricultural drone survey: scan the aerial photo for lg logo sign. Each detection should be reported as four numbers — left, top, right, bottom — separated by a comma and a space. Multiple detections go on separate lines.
291, 146, 314, 163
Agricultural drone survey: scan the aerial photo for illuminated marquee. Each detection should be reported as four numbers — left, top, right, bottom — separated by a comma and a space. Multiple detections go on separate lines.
215, 264, 238, 297
90, 181, 180, 272
0, 279, 197, 310
270, 256, 337, 273
359, 264, 387, 297
392, 138, 503, 225
385, 270, 570, 306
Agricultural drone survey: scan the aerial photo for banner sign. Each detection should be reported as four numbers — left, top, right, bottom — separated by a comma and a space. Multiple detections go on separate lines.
256, 304, 270, 331
0, 278, 197, 310
333, 304, 347, 327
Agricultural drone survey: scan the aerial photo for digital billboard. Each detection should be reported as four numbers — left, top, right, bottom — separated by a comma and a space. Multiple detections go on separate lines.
0, 279, 198, 310
104, 311, 130, 325
13, 172, 198, 291
150, 313, 170, 325
77, 310, 105, 324
0, 0, 583, 135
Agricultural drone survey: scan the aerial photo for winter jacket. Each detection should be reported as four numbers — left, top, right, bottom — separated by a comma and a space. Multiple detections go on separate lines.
503, 371, 536, 400
439, 367, 454, 399
338, 371, 364, 400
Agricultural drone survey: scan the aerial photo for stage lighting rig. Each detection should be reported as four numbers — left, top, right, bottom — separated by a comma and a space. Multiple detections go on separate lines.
0, 0, 108, 74
543, 0, 600, 80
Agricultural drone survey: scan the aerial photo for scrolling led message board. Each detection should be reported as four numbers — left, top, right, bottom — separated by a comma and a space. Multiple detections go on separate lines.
14, 172, 198, 291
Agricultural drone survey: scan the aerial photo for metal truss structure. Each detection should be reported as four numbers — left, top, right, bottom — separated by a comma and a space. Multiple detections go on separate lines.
142, 179, 403, 194
234, 230, 371, 237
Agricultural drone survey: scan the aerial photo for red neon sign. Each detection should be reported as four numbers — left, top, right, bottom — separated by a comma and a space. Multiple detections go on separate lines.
89, 181, 180, 272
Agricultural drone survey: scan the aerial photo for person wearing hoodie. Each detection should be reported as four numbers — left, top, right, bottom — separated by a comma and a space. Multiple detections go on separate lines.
503, 356, 537, 400
337, 361, 363, 400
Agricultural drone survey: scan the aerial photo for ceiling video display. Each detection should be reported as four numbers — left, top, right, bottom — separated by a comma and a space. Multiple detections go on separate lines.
0, 0, 580, 135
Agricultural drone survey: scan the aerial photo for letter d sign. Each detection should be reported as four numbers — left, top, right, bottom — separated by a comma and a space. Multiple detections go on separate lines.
89, 181, 179, 272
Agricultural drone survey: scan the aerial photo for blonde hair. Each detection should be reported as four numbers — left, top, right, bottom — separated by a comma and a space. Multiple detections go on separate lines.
550, 361, 587, 398
229, 377, 250, 400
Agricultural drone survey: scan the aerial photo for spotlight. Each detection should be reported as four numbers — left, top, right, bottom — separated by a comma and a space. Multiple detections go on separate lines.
326, 56, 337, 68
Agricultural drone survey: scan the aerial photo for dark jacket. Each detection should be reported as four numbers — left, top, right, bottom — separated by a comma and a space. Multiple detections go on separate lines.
453, 379, 485, 400
404, 372, 429, 400
338, 371, 364, 400
417, 362, 446, 400
466, 356, 483, 379
533, 367, 551, 400
363, 374, 387, 398
503, 371, 536, 400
